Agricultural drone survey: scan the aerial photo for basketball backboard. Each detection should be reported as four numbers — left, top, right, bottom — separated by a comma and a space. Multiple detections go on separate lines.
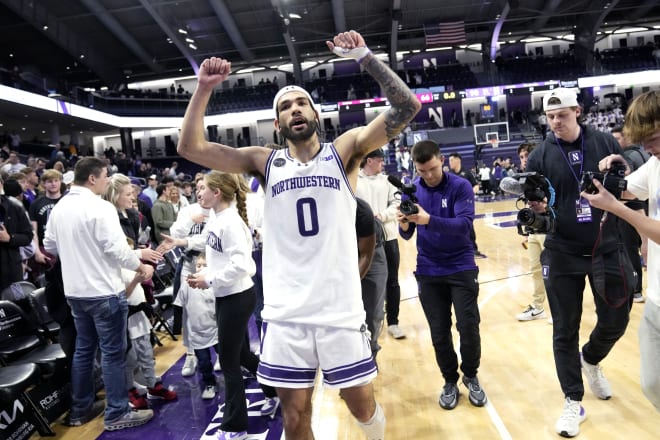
474, 122, 510, 145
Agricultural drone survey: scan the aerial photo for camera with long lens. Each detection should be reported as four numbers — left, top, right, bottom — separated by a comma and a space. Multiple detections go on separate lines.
387, 175, 419, 216
580, 162, 627, 200
500, 172, 556, 235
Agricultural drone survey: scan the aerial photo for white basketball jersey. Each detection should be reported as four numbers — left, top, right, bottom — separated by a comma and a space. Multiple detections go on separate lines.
262, 143, 365, 329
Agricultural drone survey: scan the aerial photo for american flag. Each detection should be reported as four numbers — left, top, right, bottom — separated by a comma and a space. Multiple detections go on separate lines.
424, 21, 466, 47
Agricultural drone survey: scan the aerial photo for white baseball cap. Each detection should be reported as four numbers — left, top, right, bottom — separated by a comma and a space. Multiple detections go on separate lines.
543, 88, 579, 111
272, 85, 316, 115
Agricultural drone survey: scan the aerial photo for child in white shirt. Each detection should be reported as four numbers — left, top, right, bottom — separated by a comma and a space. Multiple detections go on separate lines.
173, 254, 220, 399
122, 268, 178, 408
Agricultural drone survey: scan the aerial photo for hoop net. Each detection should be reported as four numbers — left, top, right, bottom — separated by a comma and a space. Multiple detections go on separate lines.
489, 138, 499, 149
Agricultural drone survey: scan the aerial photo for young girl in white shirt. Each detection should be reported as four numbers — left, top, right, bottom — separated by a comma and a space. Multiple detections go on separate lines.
186, 171, 277, 440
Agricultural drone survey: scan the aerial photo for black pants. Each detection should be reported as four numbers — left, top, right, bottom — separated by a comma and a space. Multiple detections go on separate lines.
215, 288, 275, 432
416, 270, 481, 384
541, 248, 630, 401
194, 345, 219, 387
619, 219, 644, 293
384, 239, 401, 326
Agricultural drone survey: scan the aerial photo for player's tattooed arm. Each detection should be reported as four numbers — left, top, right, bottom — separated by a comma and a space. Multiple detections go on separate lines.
360, 54, 421, 140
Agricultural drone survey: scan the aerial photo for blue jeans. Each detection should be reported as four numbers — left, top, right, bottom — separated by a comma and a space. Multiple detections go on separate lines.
68, 294, 129, 422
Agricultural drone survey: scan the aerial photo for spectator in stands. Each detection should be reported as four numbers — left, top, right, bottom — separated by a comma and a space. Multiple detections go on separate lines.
21, 167, 38, 207
168, 184, 188, 214
1, 151, 26, 174
151, 184, 176, 244
28, 169, 63, 285
143, 175, 158, 204
43, 157, 155, 430
653, 44, 660, 68
0, 174, 33, 292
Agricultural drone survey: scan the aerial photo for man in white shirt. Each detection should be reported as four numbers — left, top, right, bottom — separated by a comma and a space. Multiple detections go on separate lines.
43, 157, 155, 431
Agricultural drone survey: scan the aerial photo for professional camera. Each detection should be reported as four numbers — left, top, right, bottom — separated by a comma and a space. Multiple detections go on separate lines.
500, 172, 556, 235
387, 175, 419, 216
580, 161, 627, 200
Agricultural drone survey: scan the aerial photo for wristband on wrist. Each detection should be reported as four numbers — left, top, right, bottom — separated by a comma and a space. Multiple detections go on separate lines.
332, 46, 371, 63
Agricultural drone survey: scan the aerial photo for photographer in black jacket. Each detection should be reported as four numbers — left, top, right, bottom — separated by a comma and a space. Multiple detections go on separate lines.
527, 88, 630, 438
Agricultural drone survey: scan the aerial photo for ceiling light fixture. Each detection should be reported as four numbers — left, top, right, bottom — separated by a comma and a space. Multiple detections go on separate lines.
178, 28, 187, 34
189, 44, 197, 50
186, 38, 194, 43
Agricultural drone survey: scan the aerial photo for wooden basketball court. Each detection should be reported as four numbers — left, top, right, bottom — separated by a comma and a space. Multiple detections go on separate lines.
40, 198, 659, 439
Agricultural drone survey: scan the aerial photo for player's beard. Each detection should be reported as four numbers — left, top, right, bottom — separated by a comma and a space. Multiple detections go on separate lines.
280, 118, 318, 142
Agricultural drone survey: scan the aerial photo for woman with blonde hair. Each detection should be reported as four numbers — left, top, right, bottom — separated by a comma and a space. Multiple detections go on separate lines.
186, 171, 277, 440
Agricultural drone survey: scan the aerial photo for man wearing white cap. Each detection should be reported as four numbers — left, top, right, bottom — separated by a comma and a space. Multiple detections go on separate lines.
178, 30, 420, 440
142, 174, 158, 204
527, 88, 630, 437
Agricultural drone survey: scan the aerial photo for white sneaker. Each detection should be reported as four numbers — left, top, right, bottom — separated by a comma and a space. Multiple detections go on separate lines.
516, 305, 546, 321
387, 325, 406, 339
555, 398, 586, 437
181, 354, 197, 377
580, 353, 612, 399
214, 359, 222, 372
201, 385, 216, 400
261, 397, 280, 416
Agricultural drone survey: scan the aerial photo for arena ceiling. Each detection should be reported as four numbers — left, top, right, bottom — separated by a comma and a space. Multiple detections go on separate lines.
0, 0, 658, 137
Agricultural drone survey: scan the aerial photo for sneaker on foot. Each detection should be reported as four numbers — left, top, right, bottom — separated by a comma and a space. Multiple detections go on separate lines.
128, 388, 149, 410
462, 376, 487, 407
555, 398, 586, 438
633, 292, 645, 303
516, 305, 546, 321
201, 385, 216, 400
216, 430, 248, 440
181, 354, 197, 377
580, 353, 612, 400
214, 358, 222, 372
387, 324, 406, 339
147, 382, 177, 401
261, 397, 280, 416
474, 250, 488, 259
438, 382, 459, 410
66, 400, 105, 426
104, 409, 154, 431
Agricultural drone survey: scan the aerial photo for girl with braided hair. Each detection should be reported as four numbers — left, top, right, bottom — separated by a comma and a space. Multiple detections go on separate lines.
186, 171, 276, 440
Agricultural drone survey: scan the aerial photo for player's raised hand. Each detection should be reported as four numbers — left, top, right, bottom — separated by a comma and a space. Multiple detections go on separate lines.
198, 57, 232, 88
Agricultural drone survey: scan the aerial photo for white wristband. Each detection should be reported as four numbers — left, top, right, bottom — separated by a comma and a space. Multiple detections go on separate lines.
332, 46, 371, 63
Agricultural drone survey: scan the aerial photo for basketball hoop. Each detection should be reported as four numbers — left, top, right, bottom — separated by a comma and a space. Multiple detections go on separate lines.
489, 138, 499, 149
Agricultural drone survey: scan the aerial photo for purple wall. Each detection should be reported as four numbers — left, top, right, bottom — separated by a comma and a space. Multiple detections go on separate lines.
333, 60, 360, 77
505, 94, 531, 114
338, 109, 366, 128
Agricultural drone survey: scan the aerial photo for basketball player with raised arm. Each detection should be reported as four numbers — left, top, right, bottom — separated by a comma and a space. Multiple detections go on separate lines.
177, 31, 421, 440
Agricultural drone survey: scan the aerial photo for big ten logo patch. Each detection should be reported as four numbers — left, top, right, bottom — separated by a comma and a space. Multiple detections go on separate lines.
200, 386, 282, 440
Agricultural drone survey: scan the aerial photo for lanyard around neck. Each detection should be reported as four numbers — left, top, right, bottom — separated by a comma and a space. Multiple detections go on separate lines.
553, 129, 584, 191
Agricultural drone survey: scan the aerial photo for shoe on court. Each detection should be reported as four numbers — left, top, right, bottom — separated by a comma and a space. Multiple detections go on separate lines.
438, 382, 459, 410
147, 382, 177, 401
104, 409, 153, 431
216, 430, 248, 440
261, 397, 280, 416
580, 353, 612, 400
201, 385, 216, 400
214, 358, 222, 372
387, 325, 406, 339
516, 305, 546, 321
181, 354, 197, 377
462, 376, 487, 407
555, 398, 586, 438
474, 251, 488, 259
66, 400, 105, 426
633, 292, 645, 303
128, 388, 149, 410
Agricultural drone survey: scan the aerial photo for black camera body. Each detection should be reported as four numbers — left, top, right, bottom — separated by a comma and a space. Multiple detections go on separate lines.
510, 172, 556, 236
388, 175, 419, 216
398, 183, 419, 216
580, 162, 627, 200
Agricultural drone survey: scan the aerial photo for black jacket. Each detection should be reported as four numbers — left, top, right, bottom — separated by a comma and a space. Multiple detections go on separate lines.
0, 196, 33, 291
